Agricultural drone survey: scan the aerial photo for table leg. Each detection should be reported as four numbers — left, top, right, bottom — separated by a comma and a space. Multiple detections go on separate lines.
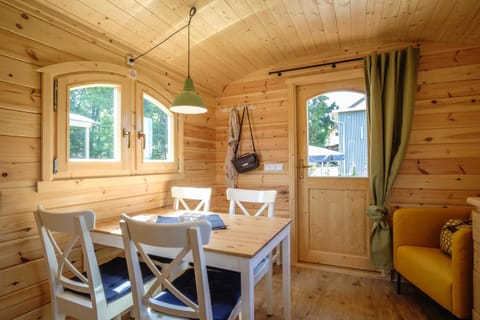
240, 260, 255, 320
266, 254, 273, 315
282, 230, 291, 319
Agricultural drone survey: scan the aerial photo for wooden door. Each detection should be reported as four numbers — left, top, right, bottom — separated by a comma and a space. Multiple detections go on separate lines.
296, 76, 374, 272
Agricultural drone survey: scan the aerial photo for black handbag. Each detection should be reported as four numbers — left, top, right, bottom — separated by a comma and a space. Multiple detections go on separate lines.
231, 107, 259, 173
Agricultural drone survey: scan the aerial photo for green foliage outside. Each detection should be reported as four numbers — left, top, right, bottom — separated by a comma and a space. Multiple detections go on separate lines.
69, 86, 170, 161
307, 95, 338, 147
69, 86, 116, 160
143, 97, 169, 160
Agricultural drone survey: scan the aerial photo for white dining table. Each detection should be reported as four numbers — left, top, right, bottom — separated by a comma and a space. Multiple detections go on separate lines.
91, 208, 292, 320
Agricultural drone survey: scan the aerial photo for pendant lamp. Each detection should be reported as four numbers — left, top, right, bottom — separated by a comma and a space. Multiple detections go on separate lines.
170, 7, 207, 114
127, 7, 206, 114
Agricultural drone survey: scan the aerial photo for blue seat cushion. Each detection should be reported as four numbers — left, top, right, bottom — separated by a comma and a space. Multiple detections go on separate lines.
68, 257, 154, 303
206, 257, 269, 278
154, 267, 241, 320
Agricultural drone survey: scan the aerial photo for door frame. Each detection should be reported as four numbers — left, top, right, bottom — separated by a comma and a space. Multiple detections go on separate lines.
286, 69, 365, 264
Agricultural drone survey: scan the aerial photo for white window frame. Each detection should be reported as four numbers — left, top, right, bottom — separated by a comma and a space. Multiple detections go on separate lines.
135, 82, 178, 173
37, 61, 182, 181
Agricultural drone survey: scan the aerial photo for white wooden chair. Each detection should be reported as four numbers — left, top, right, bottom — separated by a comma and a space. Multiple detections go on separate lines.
34, 205, 155, 320
226, 187, 279, 315
171, 186, 212, 212
120, 214, 242, 320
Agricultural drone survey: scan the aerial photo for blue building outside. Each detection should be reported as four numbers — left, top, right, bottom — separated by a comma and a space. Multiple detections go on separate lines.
334, 96, 368, 177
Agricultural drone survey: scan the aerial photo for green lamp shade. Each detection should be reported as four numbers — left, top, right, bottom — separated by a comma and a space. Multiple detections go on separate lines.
171, 77, 207, 114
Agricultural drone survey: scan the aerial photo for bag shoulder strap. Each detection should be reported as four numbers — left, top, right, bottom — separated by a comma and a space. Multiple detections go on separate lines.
233, 107, 256, 156
233, 108, 245, 156
245, 108, 256, 152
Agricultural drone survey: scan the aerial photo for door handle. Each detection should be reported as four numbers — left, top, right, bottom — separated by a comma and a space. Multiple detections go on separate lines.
298, 159, 312, 179
297, 159, 312, 169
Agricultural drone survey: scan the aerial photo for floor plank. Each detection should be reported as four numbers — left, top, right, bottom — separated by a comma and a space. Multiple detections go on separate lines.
253, 265, 458, 320
122, 265, 459, 319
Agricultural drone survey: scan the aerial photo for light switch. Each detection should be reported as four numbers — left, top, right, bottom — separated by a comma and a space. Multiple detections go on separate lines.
264, 163, 283, 171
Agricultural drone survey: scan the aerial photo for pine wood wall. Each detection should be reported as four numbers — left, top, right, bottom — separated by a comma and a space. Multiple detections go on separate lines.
1, 1, 480, 318
214, 76, 290, 216
0, 2, 215, 319
214, 43, 480, 261
391, 46, 480, 208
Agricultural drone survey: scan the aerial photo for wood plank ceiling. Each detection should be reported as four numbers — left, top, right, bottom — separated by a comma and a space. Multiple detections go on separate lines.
8, 0, 480, 95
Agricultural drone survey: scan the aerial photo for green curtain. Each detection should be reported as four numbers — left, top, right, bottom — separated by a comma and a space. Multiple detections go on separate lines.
364, 47, 420, 269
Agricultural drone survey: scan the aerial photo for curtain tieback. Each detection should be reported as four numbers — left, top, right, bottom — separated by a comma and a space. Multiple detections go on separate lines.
367, 205, 386, 220
367, 205, 389, 233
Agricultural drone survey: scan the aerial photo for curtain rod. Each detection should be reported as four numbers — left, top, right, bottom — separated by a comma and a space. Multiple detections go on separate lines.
268, 57, 363, 76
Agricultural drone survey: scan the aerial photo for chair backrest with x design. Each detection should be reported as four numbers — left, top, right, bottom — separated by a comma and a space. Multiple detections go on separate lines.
226, 188, 277, 217
171, 186, 212, 212
120, 214, 241, 320
226, 186, 281, 304
34, 205, 140, 320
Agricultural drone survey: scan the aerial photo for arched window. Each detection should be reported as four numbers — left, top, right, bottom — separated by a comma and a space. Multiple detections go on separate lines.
38, 62, 180, 180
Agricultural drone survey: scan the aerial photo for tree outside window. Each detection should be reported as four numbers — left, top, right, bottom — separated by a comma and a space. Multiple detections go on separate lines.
69, 85, 119, 161
307, 91, 367, 177
143, 94, 171, 161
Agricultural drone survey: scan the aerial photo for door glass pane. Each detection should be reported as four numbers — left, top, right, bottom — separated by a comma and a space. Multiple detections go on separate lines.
307, 91, 367, 177
143, 94, 173, 161
69, 84, 119, 161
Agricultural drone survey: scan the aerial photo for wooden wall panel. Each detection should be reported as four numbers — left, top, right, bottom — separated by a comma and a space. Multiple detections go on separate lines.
0, 56, 39, 88
1, 1, 480, 317
417, 64, 480, 84
14, 303, 51, 320
0, 3, 216, 318
0, 29, 81, 66
419, 47, 480, 70
0, 210, 38, 242
399, 158, 480, 175
221, 77, 287, 96
412, 98, 480, 129
389, 46, 480, 210
408, 127, 480, 144
0, 246, 81, 291
389, 189, 480, 206
0, 108, 40, 137
0, 81, 41, 112
0, 282, 50, 320
0, 235, 44, 270
0, 136, 40, 162
416, 79, 480, 100
215, 44, 480, 267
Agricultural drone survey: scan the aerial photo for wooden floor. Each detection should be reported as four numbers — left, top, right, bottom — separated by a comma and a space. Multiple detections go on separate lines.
252, 265, 458, 320
121, 265, 459, 320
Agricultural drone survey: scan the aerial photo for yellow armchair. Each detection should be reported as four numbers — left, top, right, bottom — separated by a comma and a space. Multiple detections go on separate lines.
393, 207, 473, 319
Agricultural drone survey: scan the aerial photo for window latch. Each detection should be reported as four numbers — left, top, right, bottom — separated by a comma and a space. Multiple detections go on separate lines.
137, 131, 146, 149
122, 128, 131, 148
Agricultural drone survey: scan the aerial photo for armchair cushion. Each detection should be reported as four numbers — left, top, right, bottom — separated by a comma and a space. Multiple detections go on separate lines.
396, 246, 452, 309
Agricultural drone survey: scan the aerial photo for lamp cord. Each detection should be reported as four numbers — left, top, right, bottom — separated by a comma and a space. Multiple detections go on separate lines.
131, 7, 196, 64
187, 8, 192, 78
